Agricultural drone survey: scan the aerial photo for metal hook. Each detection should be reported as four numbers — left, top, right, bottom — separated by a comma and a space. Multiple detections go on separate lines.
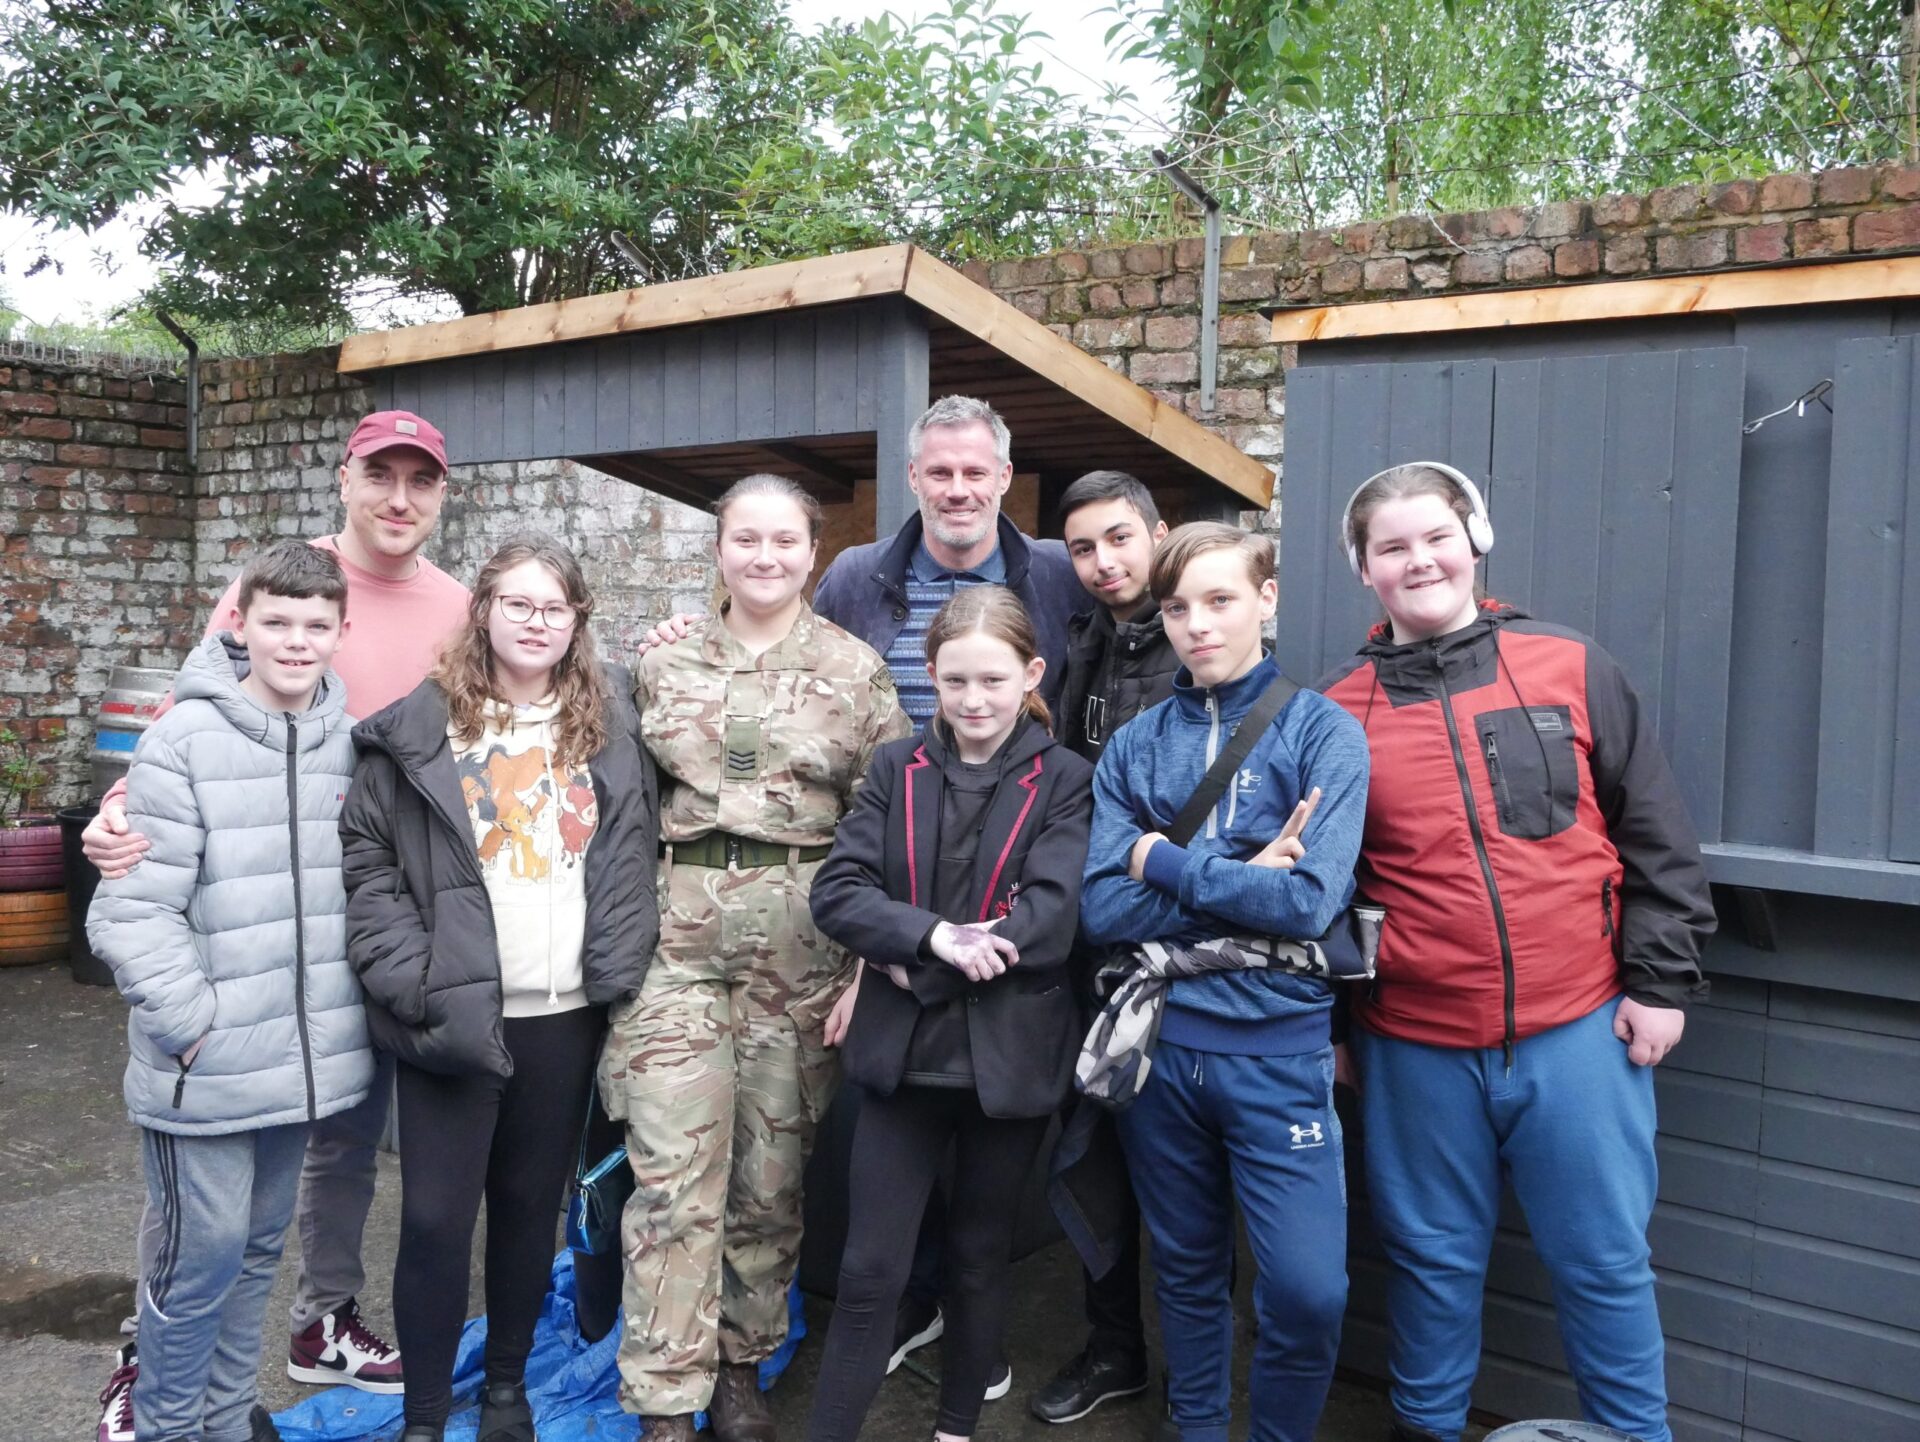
1742, 378, 1833, 435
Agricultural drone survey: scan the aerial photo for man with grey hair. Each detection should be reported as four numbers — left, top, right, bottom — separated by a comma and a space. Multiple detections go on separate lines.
811, 394, 1085, 724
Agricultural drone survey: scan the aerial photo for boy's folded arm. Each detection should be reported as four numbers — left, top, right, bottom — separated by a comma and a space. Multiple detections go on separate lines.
339, 758, 433, 1022
1080, 744, 1203, 946
87, 734, 215, 1054
1169, 705, 1371, 940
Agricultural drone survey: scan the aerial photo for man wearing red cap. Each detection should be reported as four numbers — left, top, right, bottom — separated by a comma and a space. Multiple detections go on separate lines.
87, 411, 472, 1441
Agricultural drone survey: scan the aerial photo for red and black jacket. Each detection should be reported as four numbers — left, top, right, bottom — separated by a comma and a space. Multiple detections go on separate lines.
1317, 602, 1714, 1053
809, 716, 1095, 1118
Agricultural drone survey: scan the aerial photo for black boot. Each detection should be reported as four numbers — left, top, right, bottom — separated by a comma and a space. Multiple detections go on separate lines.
1389, 1419, 1448, 1442
1028, 1343, 1149, 1423
477, 1379, 536, 1442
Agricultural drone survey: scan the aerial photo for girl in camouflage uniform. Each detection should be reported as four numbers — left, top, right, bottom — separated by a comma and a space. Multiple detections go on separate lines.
602, 475, 909, 1442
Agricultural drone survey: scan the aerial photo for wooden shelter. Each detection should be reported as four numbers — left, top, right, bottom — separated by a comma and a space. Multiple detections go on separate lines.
338, 244, 1272, 548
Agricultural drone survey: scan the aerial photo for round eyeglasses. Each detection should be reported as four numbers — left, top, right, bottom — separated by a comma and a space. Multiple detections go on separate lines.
496, 595, 579, 629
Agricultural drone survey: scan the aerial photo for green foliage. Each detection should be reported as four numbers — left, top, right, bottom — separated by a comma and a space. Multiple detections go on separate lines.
0, 727, 50, 826
1120, 0, 1907, 229
0, 0, 809, 322
732, 1, 1151, 262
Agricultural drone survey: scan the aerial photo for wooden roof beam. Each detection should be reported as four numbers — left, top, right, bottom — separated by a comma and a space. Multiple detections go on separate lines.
1268, 255, 1920, 343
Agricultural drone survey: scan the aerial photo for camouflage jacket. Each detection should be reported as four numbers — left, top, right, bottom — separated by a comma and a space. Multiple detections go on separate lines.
636, 604, 910, 847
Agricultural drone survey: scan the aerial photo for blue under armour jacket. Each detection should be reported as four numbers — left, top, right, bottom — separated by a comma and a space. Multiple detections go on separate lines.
1080, 653, 1369, 1054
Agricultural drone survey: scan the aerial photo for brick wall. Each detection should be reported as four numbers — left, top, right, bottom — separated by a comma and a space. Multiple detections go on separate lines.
0, 349, 193, 805
8, 161, 1917, 804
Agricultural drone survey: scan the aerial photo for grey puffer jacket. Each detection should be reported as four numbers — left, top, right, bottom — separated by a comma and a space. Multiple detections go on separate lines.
87, 634, 373, 1136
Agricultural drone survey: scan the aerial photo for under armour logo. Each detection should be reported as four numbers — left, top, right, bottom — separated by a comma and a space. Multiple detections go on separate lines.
1237, 768, 1261, 793
1288, 1121, 1325, 1149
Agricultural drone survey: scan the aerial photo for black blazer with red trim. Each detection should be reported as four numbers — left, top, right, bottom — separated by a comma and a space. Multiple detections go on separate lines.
810, 715, 1095, 1119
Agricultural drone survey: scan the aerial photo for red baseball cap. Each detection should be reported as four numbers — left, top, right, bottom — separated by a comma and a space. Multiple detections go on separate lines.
346, 410, 449, 473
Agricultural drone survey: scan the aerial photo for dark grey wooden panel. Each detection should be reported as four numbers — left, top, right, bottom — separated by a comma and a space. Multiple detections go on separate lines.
1661, 1004, 1766, 1085
1759, 1093, 1920, 1188
1657, 1136, 1759, 1220
854, 302, 886, 434
432, 357, 475, 463
530, 347, 566, 463
1748, 1296, 1920, 1404
772, 312, 816, 439
1752, 1228, 1920, 1332
388, 364, 423, 415
1763, 1018, 1920, 1111
873, 301, 929, 538
628, 339, 664, 451
1650, 1204, 1755, 1289
813, 306, 860, 436
698, 325, 736, 447
1816, 337, 1918, 864
1755, 1158, 1920, 1259
734, 325, 776, 443
1656, 1072, 1763, 1150
470, 353, 506, 464
1770, 981, 1920, 1041
1744, 1360, 1920, 1442
501, 356, 534, 460
662, 330, 702, 449
562, 340, 596, 455
591, 337, 629, 454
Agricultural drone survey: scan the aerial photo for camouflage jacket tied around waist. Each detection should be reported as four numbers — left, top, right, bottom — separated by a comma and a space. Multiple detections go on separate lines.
1075, 907, 1384, 1111
636, 604, 910, 849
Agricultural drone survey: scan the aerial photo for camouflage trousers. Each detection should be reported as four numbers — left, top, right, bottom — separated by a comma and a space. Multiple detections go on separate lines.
598, 851, 847, 1416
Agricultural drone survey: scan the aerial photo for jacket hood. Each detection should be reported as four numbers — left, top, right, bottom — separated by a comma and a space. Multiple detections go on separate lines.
174, 631, 349, 749
872, 512, 1036, 596
919, 711, 1055, 775
1359, 598, 1528, 660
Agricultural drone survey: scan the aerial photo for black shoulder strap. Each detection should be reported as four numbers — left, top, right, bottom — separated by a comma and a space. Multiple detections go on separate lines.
1165, 673, 1300, 847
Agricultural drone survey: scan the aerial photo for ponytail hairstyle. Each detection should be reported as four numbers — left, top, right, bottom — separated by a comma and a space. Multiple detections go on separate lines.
923, 585, 1052, 733
431, 532, 610, 769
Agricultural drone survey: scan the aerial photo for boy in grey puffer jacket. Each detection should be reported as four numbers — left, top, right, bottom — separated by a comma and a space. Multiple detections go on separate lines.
89, 542, 372, 1442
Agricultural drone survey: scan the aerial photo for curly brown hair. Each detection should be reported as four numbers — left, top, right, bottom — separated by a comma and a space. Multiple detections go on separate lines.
430, 533, 610, 769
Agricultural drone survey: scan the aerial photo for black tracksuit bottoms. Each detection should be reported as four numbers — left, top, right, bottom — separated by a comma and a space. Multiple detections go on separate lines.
807, 1085, 1051, 1441
391, 1006, 604, 1427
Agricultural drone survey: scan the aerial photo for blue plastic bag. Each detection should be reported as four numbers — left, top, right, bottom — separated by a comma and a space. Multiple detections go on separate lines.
273, 1253, 805, 1441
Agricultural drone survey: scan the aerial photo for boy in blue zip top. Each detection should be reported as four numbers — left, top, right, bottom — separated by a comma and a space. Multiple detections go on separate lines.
88, 541, 373, 1442
1080, 523, 1368, 1442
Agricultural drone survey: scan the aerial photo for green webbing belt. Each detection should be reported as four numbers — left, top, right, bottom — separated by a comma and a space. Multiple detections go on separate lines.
667, 832, 831, 869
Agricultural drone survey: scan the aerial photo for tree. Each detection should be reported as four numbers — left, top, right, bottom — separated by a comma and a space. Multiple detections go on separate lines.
731, 1, 1149, 263
0, 0, 809, 326
1108, 0, 1907, 230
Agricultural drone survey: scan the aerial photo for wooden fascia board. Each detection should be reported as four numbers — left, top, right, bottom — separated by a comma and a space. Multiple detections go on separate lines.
337, 244, 916, 373
902, 249, 1274, 509
1268, 255, 1920, 344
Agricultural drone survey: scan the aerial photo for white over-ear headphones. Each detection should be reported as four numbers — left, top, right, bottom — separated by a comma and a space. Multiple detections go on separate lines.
1342, 460, 1495, 580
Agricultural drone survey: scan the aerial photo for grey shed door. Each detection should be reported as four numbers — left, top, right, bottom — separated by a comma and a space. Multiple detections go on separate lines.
1817, 336, 1920, 865
1278, 347, 1747, 845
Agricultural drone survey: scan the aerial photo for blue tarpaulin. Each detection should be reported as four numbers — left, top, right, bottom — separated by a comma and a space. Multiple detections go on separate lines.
272, 1254, 805, 1441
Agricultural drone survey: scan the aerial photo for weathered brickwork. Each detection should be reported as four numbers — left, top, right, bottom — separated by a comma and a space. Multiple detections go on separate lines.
0, 350, 194, 803
9, 161, 1919, 802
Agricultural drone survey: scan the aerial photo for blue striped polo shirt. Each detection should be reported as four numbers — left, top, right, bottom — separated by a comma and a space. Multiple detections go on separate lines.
884, 541, 1007, 724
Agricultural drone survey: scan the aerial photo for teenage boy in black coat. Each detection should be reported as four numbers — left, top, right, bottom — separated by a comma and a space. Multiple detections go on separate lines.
1031, 471, 1179, 1424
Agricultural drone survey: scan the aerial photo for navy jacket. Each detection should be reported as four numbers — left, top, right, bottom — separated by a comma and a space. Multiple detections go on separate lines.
811, 513, 1088, 710
1082, 654, 1369, 1055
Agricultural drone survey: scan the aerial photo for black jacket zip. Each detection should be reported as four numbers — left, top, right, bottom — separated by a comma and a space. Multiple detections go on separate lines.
1484, 733, 1513, 827
286, 716, 317, 1120
1433, 646, 1519, 1067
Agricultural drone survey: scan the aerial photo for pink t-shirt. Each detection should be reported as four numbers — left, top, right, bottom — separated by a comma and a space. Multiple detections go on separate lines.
201, 534, 471, 718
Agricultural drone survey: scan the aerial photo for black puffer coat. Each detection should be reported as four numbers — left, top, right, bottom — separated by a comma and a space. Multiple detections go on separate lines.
340, 668, 658, 1077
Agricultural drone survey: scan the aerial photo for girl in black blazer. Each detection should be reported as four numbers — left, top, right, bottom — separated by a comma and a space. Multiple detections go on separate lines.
805, 586, 1095, 1442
